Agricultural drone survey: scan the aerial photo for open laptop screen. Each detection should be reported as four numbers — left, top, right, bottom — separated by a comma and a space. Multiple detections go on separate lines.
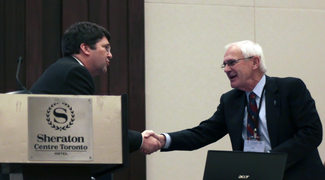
203, 150, 287, 180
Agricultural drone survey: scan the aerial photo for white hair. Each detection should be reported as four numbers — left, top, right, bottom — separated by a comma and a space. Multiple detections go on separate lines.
225, 40, 267, 73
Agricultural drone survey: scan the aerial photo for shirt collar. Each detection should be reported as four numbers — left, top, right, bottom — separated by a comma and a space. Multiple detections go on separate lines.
71, 56, 84, 67
246, 75, 266, 98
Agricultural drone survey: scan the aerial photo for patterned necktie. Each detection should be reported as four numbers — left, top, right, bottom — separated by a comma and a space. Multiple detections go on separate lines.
247, 92, 260, 140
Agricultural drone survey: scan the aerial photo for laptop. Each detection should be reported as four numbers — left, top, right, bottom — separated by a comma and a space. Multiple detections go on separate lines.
202, 150, 287, 180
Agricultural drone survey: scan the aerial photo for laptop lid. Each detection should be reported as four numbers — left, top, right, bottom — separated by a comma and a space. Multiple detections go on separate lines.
203, 150, 287, 180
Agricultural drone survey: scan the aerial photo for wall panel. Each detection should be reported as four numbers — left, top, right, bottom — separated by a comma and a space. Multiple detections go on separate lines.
128, 0, 146, 179
62, 0, 88, 31
4, 0, 25, 93
25, 0, 42, 88
42, 0, 62, 70
0, 0, 5, 92
145, 1, 325, 180
0, 1, 146, 180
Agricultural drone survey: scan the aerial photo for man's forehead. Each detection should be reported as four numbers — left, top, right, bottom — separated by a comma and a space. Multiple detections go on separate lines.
224, 46, 242, 59
97, 36, 110, 44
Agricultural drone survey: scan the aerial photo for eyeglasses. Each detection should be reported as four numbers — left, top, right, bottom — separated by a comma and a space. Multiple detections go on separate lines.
221, 56, 254, 68
103, 45, 111, 53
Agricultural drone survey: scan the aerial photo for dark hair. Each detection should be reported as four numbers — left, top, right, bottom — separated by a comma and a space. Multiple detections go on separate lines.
61, 22, 111, 57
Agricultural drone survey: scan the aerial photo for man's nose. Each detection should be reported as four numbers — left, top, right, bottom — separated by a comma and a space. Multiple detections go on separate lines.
224, 64, 231, 72
108, 52, 113, 59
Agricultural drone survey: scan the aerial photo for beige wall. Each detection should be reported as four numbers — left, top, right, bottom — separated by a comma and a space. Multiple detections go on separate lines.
145, 0, 325, 179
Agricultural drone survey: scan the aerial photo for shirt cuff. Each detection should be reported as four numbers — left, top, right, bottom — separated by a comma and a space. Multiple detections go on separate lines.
162, 133, 171, 149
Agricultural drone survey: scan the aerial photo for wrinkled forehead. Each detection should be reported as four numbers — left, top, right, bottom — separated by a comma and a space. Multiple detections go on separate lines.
223, 46, 243, 61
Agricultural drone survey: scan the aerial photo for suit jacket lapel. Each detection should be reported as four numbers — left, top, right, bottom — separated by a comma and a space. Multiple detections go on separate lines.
265, 76, 280, 148
228, 90, 246, 150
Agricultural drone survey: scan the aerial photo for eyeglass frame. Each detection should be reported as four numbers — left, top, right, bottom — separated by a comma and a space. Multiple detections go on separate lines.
221, 56, 254, 68
102, 44, 111, 53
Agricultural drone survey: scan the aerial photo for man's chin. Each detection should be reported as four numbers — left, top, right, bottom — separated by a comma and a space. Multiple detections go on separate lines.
230, 82, 237, 89
102, 69, 108, 74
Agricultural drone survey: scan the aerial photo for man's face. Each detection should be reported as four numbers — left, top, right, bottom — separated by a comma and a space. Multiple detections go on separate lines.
88, 37, 113, 76
223, 46, 254, 91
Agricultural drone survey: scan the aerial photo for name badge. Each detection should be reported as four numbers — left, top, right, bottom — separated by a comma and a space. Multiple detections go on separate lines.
243, 140, 265, 152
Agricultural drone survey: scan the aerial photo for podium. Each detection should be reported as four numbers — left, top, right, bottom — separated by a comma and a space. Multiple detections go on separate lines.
0, 94, 129, 180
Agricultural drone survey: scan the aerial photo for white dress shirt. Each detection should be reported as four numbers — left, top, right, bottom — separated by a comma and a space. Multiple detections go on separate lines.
243, 75, 271, 152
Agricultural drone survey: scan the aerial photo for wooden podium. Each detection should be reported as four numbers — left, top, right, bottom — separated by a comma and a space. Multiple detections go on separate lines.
0, 94, 129, 180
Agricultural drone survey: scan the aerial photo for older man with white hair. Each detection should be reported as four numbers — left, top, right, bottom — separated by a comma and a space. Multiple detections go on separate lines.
144, 40, 325, 180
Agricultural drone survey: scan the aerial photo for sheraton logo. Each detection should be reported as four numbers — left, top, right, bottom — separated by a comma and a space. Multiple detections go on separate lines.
46, 102, 75, 131
28, 97, 93, 161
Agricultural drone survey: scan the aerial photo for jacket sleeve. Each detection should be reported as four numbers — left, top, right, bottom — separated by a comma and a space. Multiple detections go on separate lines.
162, 97, 228, 151
128, 130, 142, 153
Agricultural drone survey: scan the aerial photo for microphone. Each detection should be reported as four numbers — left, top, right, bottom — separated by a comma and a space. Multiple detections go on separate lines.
6, 56, 32, 94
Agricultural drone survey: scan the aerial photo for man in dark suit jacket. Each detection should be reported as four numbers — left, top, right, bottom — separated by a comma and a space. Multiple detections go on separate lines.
143, 40, 325, 180
30, 22, 160, 155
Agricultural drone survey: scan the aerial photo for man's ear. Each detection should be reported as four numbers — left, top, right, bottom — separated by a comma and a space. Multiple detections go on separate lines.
80, 43, 91, 56
252, 56, 260, 70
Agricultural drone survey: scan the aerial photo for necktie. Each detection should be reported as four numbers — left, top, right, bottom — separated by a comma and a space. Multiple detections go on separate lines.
247, 92, 260, 140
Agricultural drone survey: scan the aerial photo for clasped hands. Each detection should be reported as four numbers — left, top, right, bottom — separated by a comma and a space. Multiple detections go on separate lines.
140, 130, 166, 155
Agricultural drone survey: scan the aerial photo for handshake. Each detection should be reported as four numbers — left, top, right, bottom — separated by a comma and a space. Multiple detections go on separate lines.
140, 130, 166, 155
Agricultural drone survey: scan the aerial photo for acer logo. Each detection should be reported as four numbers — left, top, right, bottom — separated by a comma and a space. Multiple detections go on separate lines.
238, 175, 250, 179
